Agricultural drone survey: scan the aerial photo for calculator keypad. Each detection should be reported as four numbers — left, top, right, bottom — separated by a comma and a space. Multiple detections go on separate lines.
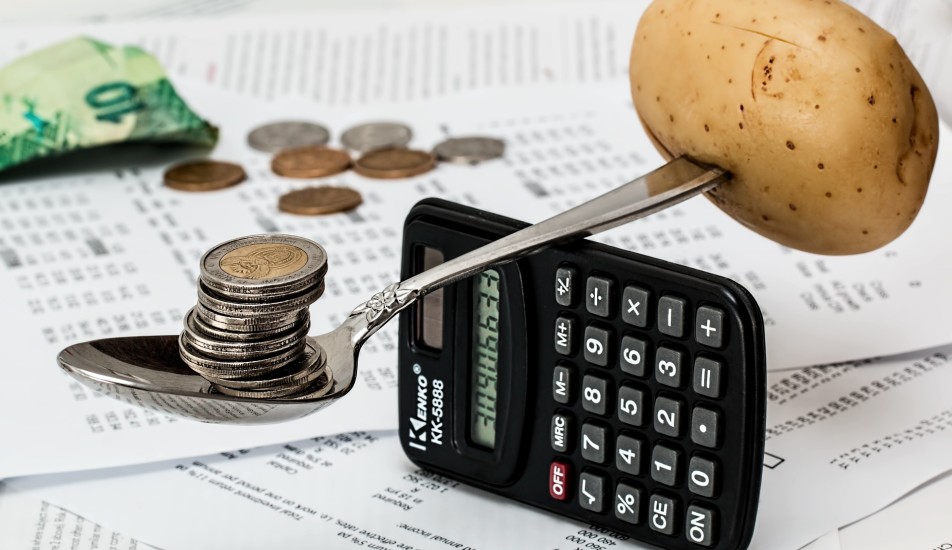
544, 262, 761, 550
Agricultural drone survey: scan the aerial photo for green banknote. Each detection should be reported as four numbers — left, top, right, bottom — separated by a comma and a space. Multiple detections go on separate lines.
0, 36, 217, 173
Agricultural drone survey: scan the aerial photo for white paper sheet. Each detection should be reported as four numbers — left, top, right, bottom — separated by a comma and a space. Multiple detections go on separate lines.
751, 349, 952, 548
0, 482, 155, 550
5, 349, 952, 550
802, 473, 952, 550
3, 75, 952, 478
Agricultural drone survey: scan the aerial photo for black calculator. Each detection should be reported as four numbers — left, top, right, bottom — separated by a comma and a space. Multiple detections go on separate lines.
397, 198, 767, 550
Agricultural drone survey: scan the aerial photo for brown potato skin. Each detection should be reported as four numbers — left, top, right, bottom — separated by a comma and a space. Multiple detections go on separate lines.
630, 0, 939, 254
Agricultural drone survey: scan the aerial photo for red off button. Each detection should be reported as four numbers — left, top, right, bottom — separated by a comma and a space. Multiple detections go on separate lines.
549, 460, 570, 501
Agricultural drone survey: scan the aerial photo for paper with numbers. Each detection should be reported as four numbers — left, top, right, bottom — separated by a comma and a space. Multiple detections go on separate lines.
0, 0, 947, 121
5, 349, 952, 550
0, 482, 154, 550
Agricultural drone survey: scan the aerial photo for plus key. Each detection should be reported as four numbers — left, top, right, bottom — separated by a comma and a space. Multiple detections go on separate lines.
695, 306, 725, 348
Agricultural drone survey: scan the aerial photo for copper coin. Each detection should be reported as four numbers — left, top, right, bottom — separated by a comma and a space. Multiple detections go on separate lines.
271, 146, 351, 178
164, 160, 246, 192
278, 186, 363, 216
353, 148, 436, 179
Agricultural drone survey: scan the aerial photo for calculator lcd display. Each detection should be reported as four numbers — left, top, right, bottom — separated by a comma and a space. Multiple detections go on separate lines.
470, 268, 501, 449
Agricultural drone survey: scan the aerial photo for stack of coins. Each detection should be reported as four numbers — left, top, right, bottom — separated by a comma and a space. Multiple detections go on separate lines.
178, 235, 335, 399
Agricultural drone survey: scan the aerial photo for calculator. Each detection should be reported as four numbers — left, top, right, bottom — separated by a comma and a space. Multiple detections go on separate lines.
397, 198, 767, 550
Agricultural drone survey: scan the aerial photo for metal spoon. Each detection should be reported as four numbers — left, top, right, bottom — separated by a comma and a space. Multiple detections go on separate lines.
58, 157, 728, 424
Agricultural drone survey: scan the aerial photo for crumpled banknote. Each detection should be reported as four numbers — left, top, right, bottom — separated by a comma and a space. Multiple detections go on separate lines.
0, 36, 218, 173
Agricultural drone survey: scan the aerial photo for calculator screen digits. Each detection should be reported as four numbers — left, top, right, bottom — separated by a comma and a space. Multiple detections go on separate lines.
471, 269, 501, 449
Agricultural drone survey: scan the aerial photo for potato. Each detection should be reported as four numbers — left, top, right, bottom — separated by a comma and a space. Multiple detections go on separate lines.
630, 0, 939, 254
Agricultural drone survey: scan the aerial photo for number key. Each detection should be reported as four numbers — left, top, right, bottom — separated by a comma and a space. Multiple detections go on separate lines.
654, 396, 683, 437
583, 325, 612, 367
688, 456, 718, 497
617, 385, 645, 426
616, 434, 645, 476
581, 422, 609, 464
651, 444, 681, 486
582, 374, 610, 416
620, 334, 647, 377
655, 346, 684, 388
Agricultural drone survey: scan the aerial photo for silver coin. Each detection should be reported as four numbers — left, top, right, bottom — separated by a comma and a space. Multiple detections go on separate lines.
194, 303, 305, 333
433, 136, 506, 165
213, 345, 327, 393
247, 121, 331, 153
212, 381, 304, 399
200, 234, 327, 299
284, 370, 335, 400
179, 334, 305, 379
198, 281, 324, 317
340, 122, 413, 153
183, 314, 310, 359
187, 307, 301, 342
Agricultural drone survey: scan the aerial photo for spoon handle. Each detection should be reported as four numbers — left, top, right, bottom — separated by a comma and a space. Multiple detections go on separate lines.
347, 156, 729, 343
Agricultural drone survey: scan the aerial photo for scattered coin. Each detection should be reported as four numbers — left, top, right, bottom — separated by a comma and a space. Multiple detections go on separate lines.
278, 186, 364, 216
271, 146, 352, 179
433, 136, 506, 165
340, 122, 413, 152
164, 160, 246, 192
354, 148, 436, 179
247, 121, 330, 153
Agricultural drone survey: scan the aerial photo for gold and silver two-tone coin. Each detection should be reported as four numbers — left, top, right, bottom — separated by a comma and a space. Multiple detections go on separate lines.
200, 235, 327, 299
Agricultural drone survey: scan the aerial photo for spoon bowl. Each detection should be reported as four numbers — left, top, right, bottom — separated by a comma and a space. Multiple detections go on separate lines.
58, 323, 360, 424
